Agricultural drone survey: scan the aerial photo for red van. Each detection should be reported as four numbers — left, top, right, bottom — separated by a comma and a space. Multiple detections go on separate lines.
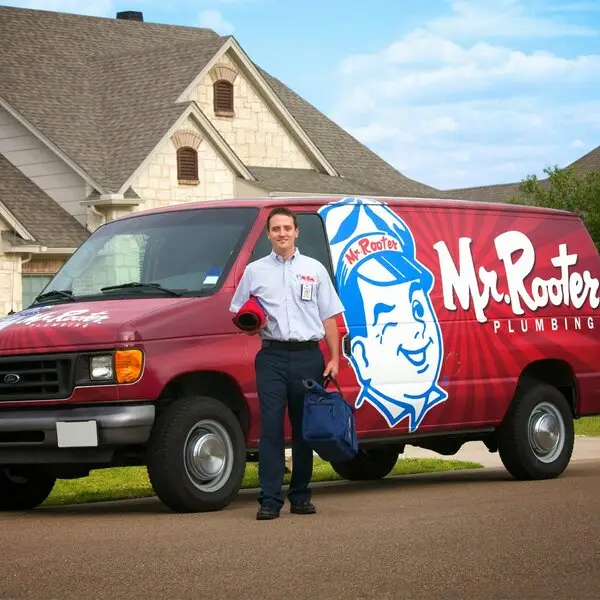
0, 196, 598, 512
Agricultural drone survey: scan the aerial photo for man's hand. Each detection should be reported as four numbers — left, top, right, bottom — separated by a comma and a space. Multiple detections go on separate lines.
323, 357, 339, 378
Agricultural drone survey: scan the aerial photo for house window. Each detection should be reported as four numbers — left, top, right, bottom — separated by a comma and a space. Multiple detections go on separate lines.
22, 274, 54, 309
177, 147, 198, 183
213, 80, 234, 115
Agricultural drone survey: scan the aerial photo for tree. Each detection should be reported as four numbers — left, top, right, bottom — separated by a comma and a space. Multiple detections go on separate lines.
507, 165, 600, 251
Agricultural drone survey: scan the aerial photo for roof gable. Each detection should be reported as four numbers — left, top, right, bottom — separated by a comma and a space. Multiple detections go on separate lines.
177, 38, 338, 177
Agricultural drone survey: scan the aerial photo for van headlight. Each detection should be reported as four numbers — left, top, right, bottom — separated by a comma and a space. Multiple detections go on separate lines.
90, 355, 113, 381
81, 349, 144, 385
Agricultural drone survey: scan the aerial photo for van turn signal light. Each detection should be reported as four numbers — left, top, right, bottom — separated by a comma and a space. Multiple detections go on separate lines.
114, 349, 144, 384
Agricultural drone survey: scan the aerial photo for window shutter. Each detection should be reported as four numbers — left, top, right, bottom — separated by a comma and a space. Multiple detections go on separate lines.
177, 147, 198, 181
213, 80, 234, 113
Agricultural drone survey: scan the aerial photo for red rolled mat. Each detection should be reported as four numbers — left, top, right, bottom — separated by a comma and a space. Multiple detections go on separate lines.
232, 296, 267, 331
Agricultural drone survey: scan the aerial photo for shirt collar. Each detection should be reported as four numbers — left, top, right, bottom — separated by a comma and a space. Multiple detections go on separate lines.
271, 248, 300, 264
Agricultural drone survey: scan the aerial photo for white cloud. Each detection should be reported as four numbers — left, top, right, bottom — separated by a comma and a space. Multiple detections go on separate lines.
427, 0, 595, 38
197, 9, 235, 34
331, 1, 600, 190
0, 0, 113, 15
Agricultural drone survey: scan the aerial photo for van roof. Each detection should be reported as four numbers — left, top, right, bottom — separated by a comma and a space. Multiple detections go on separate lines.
112, 194, 576, 221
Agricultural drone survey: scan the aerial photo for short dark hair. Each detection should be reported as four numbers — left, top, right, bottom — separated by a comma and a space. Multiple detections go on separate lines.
266, 206, 298, 230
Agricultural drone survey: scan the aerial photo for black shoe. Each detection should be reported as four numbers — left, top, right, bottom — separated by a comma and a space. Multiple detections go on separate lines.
256, 505, 280, 520
290, 500, 316, 515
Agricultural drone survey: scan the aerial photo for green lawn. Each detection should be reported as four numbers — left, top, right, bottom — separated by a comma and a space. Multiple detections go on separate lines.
39, 415, 600, 508
575, 416, 600, 436
42, 457, 482, 507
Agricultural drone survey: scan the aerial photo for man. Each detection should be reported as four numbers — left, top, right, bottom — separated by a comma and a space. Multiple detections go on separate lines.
229, 206, 345, 520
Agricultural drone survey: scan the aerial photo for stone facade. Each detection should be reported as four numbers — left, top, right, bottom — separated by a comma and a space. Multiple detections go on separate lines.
190, 52, 313, 170
130, 116, 236, 209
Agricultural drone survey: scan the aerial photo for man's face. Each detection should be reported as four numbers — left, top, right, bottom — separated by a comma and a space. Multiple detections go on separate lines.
267, 214, 298, 255
352, 278, 442, 396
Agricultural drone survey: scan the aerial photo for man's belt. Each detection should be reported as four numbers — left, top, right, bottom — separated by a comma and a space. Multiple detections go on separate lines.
262, 340, 319, 350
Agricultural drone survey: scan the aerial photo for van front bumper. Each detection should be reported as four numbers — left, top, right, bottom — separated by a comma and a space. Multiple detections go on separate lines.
0, 404, 155, 464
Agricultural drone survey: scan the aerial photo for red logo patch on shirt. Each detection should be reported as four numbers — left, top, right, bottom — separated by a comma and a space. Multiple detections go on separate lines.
298, 274, 316, 283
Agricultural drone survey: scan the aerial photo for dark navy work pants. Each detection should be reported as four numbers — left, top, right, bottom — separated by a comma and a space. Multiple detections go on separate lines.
254, 345, 325, 510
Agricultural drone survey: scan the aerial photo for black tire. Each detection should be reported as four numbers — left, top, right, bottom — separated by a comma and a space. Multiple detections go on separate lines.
497, 383, 574, 480
146, 396, 246, 513
0, 465, 56, 511
330, 447, 399, 481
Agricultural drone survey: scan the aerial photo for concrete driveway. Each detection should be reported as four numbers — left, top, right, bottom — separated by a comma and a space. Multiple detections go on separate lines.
1, 440, 599, 600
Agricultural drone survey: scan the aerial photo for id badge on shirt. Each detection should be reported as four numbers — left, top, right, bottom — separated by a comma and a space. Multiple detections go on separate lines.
301, 282, 313, 301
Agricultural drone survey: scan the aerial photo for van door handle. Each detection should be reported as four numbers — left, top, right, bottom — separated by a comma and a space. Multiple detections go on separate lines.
342, 334, 351, 357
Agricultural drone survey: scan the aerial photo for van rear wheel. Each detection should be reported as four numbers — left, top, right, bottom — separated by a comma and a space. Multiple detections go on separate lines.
497, 383, 574, 480
146, 396, 246, 513
330, 447, 399, 481
0, 465, 56, 511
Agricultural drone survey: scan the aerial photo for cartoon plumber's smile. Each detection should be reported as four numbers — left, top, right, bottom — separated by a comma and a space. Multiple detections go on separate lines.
397, 337, 432, 371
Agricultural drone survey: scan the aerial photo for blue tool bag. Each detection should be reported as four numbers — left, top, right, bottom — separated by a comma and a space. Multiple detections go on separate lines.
301, 376, 358, 463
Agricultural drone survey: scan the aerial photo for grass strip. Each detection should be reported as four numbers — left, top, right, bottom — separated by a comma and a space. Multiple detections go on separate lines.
575, 416, 600, 436
42, 457, 482, 507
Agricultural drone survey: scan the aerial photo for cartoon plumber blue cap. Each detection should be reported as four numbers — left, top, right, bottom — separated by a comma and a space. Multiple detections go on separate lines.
318, 197, 433, 290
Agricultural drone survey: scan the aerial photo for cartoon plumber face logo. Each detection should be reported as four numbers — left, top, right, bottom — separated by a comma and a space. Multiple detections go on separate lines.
318, 197, 448, 432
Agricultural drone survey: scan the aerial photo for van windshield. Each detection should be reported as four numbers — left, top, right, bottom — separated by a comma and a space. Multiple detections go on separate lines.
35, 207, 257, 304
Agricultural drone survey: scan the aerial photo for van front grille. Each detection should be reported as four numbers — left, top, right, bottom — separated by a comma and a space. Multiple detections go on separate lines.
0, 354, 75, 401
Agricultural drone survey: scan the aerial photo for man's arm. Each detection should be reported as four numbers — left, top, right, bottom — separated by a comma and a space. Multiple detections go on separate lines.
323, 316, 340, 377
317, 267, 345, 378
229, 266, 253, 314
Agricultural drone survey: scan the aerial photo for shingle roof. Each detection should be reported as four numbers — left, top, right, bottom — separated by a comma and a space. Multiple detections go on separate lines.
0, 154, 90, 248
443, 181, 524, 203
248, 167, 398, 195
0, 5, 439, 200
567, 144, 600, 173
0, 6, 225, 192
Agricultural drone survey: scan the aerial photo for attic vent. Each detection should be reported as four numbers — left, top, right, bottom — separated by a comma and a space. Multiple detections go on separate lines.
213, 80, 234, 116
177, 147, 199, 183
116, 11, 143, 21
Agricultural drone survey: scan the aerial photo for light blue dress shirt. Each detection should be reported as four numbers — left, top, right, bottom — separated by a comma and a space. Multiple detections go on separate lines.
229, 249, 345, 342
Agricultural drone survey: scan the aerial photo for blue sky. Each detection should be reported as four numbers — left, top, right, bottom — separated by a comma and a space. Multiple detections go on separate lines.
4, 0, 600, 190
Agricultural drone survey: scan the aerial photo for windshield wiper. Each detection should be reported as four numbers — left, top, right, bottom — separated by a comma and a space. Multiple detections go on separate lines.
100, 282, 183, 297
34, 289, 75, 303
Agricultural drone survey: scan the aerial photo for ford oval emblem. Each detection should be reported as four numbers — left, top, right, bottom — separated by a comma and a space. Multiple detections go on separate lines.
4, 373, 20, 384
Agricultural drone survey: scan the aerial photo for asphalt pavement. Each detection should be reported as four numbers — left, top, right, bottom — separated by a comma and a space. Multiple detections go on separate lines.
1, 440, 599, 600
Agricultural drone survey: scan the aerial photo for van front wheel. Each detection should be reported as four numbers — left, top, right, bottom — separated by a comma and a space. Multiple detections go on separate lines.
330, 447, 399, 481
146, 396, 246, 513
0, 466, 56, 511
498, 383, 574, 480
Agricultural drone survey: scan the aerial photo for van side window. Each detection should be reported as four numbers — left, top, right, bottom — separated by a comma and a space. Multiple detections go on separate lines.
250, 213, 336, 284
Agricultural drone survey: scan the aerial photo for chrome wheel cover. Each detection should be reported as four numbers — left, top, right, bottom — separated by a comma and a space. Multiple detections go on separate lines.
183, 420, 234, 492
527, 402, 565, 463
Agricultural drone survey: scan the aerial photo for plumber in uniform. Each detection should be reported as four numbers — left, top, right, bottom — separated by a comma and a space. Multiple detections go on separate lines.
229, 206, 345, 520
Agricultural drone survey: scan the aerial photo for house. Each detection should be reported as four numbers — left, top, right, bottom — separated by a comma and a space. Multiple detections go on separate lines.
0, 6, 441, 316
445, 144, 600, 203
